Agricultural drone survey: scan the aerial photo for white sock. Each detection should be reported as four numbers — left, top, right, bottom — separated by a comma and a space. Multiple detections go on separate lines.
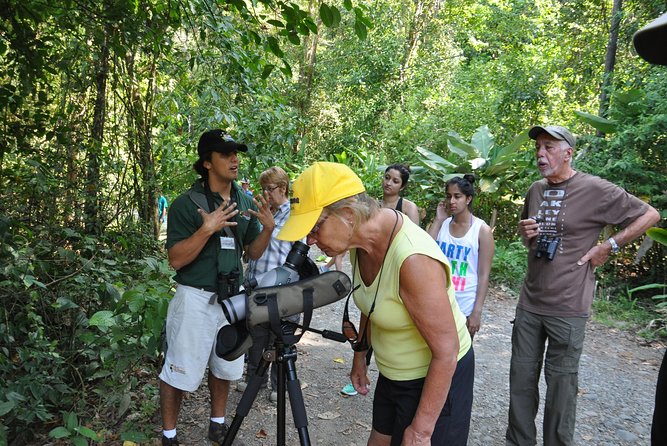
163, 428, 177, 439
211, 417, 225, 424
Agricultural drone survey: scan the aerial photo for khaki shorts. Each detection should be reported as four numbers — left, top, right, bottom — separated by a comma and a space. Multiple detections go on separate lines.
159, 284, 244, 392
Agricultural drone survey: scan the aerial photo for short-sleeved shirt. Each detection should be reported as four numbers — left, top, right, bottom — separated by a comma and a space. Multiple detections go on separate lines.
520, 172, 649, 317
166, 180, 261, 290
351, 213, 471, 381
158, 195, 168, 216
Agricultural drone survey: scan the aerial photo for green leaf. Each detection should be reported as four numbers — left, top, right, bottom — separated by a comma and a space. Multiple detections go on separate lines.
629, 283, 665, 293
49, 427, 71, 439
65, 411, 78, 430
261, 64, 275, 79
415, 146, 456, 170
614, 89, 643, 106
266, 37, 284, 58
479, 177, 500, 193
470, 125, 494, 158
354, 19, 368, 40
647, 228, 667, 247
75, 426, 100, 441
574, 111, 618, 134
287, 30, 300, 45
88, 311, 116, 328
296, 22, 310, 35
54, 297, 79, 310
330, 6, 341, 27
319, 4, 333, 27
280, 61, 293, 78
494, 131, 529, 161
23, 275, 47, 289
267, 19, 284, 28
0, 400, 15, 416
628, 283, 666, 299
343, 0, 353, 10
303, 17, 318, 34
484, 159, 514, 176
446, 132, 478, 159
72, 437, 88, 446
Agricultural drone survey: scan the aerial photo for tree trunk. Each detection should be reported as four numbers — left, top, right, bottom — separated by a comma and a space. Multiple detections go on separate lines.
294, 0, 321, 153
84, 28, 110, 235
597, 0, 622, 134
125, 50, 159, 238
398, 0, 442, 104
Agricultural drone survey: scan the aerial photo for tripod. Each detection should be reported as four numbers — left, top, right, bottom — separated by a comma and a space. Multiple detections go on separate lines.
222, 323, 345, 446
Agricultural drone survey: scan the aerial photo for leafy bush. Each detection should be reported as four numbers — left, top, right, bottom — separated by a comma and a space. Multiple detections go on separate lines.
0, 216, 173, 443
490, 240, 527, 291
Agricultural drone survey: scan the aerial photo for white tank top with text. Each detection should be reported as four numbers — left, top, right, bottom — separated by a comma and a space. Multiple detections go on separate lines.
435, 216, 482, 316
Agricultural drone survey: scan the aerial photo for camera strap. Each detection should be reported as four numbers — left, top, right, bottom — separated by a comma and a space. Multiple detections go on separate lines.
265, 287, 315, 345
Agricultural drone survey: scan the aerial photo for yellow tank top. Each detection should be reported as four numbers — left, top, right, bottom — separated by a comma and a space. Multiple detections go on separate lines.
351, 213, 471, 380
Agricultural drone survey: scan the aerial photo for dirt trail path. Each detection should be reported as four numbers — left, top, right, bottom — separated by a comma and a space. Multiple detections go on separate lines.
166, 253, 664, 445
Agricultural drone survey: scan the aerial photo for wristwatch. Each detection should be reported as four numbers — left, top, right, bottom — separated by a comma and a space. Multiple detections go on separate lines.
608, 237, 620, 254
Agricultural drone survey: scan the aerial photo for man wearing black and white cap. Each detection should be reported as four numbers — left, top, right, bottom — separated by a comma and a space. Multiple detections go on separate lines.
633, 11, 667, 446
505, 125, 660, 446
159, 129, 275, 445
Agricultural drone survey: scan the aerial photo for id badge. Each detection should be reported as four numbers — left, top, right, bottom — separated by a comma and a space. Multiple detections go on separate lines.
220, 236, 235, 250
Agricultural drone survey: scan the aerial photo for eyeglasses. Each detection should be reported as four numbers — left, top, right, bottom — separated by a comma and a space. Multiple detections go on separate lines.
262, 185, 280, 193
308, 213, 329, 237
342, 287, 372, 352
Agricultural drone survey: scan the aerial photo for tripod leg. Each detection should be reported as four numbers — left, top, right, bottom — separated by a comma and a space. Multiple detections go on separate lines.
285, 352, 311, 446
221, 356, 270, 446
277, 356, 286, 445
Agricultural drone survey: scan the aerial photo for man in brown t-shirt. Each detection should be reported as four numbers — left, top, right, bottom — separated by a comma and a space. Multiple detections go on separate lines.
505, 125, 660, 446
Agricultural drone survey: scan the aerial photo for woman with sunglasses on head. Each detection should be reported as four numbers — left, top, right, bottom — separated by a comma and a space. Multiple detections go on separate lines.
277, 162, 473, 446
381, 164, 420, 225
428, 175, 495, 338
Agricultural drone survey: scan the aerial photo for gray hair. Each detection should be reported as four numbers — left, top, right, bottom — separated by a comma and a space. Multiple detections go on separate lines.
324, 192, 380, 229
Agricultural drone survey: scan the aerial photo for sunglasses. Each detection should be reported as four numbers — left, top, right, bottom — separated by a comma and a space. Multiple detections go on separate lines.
342, 286, 373, 352
308, 213, 330, 237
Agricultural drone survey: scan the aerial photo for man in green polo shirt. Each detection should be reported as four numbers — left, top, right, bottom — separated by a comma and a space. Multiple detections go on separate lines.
159, 129, 275, 446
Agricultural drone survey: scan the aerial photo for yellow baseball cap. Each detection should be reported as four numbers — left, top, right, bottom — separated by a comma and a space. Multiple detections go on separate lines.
277, 162, 366, 241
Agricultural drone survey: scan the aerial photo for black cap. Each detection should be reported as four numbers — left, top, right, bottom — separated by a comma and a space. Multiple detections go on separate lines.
197, 129, 248, 158
633, 13, 667, 66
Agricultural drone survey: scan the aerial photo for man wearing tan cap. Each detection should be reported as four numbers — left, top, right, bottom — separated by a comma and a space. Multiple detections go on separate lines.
506, 125, 660, 446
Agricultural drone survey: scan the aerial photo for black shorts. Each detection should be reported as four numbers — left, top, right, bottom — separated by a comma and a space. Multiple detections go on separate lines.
372, 347, 474, 446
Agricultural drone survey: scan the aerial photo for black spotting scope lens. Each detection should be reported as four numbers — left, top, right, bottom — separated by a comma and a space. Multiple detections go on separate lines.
284, 241, 309, 270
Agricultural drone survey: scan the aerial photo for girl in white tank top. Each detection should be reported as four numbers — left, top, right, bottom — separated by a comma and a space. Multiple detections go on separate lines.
427, 175, 495, 337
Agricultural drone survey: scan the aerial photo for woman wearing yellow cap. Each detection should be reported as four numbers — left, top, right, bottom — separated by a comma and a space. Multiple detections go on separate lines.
277, 162, 473, 446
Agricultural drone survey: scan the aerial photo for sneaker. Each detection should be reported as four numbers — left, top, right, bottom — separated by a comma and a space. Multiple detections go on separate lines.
340, 383, 358, 396
161, 435, 179, 446
269, 391, 278, 403
208, 421, 228, 445
236, 380, 266, 392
